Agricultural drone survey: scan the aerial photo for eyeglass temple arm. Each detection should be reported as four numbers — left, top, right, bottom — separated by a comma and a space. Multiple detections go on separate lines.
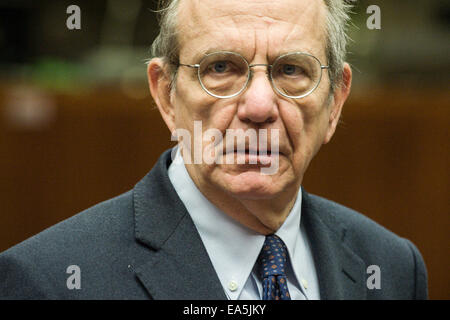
178, 63, 200, 68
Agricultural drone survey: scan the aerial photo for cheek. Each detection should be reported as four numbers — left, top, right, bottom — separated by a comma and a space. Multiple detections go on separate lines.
173, 74, 210, 127
279, 101, 304, 139
280, 95, 330, 156
173, 74, 238, 137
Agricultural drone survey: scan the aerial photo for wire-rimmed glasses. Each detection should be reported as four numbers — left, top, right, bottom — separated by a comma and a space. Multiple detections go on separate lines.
179, 51, 329, 99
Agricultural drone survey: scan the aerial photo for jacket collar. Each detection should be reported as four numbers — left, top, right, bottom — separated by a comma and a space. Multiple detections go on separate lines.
132, 150, 226, 299
132, 149, 366, 300
301, 190, 367, 300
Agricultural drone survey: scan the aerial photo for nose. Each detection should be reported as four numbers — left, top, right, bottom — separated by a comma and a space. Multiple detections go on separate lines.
237, 67, 278, 124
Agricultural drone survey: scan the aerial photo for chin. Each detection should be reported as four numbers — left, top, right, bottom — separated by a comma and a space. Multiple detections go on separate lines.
218, 170, 285, 200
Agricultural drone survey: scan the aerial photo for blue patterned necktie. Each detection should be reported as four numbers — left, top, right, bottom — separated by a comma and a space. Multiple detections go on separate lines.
257, 234, 291, 300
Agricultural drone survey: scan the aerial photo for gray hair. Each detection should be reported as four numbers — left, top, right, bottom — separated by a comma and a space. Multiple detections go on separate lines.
151, 0, 354, 92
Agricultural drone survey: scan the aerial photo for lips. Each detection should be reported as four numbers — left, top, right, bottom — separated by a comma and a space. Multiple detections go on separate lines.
234, 149, 271, 155
224, 148, 279, 165
200, 128, 283, 166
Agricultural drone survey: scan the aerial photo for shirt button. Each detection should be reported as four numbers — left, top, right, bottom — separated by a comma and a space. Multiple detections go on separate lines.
228, 280, 239, 292
301, 278, 308, 289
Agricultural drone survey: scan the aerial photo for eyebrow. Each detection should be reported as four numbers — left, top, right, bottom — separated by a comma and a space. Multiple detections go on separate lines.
189, 47, 318, 64
192, 47, 240, 61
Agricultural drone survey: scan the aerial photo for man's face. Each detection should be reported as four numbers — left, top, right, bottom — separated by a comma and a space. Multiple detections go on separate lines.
153, 0, 350, 203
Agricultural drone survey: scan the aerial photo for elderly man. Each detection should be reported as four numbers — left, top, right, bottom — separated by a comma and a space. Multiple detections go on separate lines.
0, 0, 427, 300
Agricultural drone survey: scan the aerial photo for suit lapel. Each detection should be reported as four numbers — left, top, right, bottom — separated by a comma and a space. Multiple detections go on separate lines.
302, 190, 367, 300
132, 150, 226, 300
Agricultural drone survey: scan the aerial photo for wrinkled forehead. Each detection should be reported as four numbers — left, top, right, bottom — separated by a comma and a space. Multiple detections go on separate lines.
176, 0, 328, 60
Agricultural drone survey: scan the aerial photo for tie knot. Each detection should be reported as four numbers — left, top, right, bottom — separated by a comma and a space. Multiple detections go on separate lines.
257, 235, 288, 278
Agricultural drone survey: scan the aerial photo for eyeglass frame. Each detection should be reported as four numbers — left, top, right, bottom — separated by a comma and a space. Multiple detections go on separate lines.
178, 51, 330, 99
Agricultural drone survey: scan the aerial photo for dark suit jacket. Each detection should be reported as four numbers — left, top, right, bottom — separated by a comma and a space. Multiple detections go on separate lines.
0, 150, 428, 299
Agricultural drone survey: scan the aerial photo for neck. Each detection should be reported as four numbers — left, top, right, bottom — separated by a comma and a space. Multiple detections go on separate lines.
189, 172, 300, 235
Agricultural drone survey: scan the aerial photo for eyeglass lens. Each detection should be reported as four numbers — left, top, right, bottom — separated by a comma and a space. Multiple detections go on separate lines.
199, 52, 249, 98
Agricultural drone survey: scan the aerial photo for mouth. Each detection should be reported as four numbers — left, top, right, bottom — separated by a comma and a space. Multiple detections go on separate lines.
224, 148, 279, 166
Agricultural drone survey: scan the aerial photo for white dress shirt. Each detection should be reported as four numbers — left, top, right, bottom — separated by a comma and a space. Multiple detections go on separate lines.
168, 147, 320, 300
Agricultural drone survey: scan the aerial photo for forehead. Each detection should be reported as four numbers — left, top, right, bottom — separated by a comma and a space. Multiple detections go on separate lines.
177, 0, 328, 60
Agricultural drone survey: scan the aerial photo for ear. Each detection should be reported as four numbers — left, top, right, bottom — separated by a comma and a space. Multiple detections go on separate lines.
323, 63, 352, 144
147, 58, 176, 133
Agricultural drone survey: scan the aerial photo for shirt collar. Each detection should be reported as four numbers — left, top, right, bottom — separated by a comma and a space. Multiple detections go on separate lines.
168, 147, 302, 299
275, 191, 302, 283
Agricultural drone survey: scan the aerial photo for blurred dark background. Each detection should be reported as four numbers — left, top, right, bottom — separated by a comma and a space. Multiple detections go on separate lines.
0, 0, 448, 299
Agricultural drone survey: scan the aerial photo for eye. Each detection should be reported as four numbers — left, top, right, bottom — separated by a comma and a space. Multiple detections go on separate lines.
213, 61, 228, 73
209, 61, 229, 73
281, 64, 303, 76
